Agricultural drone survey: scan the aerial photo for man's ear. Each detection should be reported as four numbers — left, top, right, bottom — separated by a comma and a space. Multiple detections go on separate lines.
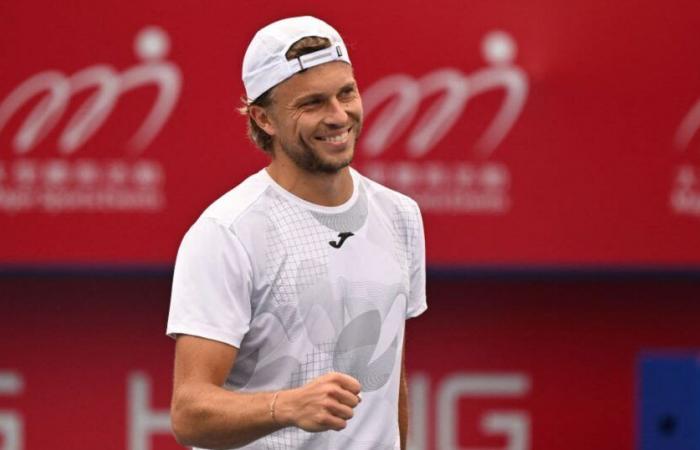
249, 105, 277, 136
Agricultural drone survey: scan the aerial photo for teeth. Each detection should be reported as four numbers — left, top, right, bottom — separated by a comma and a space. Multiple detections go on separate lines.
320, 131, 349, 143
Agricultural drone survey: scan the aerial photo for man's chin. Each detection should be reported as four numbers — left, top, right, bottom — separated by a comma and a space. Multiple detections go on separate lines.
307, 148, 353, 174
302, 139, 353, 173
281, 138, 355, 174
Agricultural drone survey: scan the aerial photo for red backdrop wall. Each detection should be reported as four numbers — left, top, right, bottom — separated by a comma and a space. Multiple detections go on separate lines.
2, 0, 700, 267
3, 2, 700, 449
2, 276, 699, 450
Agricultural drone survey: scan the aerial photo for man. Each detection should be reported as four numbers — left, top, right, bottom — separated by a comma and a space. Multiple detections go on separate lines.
167, 16, 426, 450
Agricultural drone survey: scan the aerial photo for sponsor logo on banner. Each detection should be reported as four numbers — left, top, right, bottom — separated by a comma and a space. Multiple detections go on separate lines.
359, 30, 528, 214
671, 98, 700, 216
0, 26, 181, 214
409, 371, 531, 450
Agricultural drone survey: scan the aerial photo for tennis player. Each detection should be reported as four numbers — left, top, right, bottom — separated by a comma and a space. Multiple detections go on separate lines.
166, 16, 426, 450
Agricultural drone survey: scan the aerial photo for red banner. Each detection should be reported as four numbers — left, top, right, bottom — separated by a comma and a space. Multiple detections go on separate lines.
1, 0, 700, 266
2, 276, 700, 449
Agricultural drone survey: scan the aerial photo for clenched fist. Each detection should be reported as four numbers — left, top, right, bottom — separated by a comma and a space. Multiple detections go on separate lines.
275, 372, 362, 432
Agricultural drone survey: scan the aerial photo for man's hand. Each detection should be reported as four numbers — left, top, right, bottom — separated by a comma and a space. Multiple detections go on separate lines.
172, 336, 363, 447
276, 372, 362, 432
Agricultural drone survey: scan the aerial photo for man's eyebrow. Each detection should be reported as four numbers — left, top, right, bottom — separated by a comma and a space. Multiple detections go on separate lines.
293, 82, 358, 105
293, 93, 327, 106
339, 81, 358, 91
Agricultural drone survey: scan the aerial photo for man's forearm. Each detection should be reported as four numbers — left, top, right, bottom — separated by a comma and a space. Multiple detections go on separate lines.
171, 382, 286, 449
171, 371, 361, 449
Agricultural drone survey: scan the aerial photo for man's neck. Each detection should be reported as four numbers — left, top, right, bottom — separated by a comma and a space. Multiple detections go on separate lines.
266, 157, 353, 207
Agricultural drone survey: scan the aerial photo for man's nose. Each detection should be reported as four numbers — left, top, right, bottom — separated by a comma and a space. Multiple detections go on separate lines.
323, 97, 349, 126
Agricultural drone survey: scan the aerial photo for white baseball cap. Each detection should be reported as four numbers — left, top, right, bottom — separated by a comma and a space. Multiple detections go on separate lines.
242, 16, 352, 102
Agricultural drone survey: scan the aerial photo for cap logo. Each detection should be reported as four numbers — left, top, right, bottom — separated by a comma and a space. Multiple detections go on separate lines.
298, 48, 333, 70
242, 16, 352, 101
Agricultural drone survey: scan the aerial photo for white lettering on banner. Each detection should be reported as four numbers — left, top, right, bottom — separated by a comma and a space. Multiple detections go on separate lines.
408, 372, 531, 450
0, 372, 24, 450
0, 26, 180, 215
0, 369, 530, 448
128, 372, 171, 450
358, 31, 528, 215
364, 161, 511, 214
670, 164, 700, 216
438, 373, 530, 450
408, 374, 430, 450
0, 159, 164, 213
671, 96, 700, 218
675, 97, 700, 151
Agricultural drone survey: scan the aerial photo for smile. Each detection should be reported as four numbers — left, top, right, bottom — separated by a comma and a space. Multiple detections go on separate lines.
316, 128, 351, 144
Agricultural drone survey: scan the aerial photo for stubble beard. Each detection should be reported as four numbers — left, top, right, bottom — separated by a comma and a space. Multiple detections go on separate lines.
280, 122, 362, 175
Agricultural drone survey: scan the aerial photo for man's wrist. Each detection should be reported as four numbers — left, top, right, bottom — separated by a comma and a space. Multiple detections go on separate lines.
270, 389, 295, 427
269, 391, 281, 425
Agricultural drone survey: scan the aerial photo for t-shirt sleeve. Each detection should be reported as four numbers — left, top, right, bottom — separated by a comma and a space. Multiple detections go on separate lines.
166, 217, 253, 348
407, 201, 427, 319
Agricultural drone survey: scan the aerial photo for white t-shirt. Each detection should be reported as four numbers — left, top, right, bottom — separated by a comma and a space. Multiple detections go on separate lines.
167, 167, 427, 450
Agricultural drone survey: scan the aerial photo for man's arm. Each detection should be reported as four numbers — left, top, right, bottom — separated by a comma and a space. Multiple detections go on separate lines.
171, 334, 362, 449
399, 341, 408, 450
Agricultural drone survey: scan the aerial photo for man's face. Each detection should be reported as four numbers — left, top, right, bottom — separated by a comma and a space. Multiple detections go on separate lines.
266, 61, 363, 174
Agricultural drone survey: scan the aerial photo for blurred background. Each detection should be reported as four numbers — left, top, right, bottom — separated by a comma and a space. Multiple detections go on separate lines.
2, 0, 700, 449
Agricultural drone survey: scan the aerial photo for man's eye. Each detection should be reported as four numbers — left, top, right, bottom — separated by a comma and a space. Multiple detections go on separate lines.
301, 99, 321, 107
339, 89, 357, 99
